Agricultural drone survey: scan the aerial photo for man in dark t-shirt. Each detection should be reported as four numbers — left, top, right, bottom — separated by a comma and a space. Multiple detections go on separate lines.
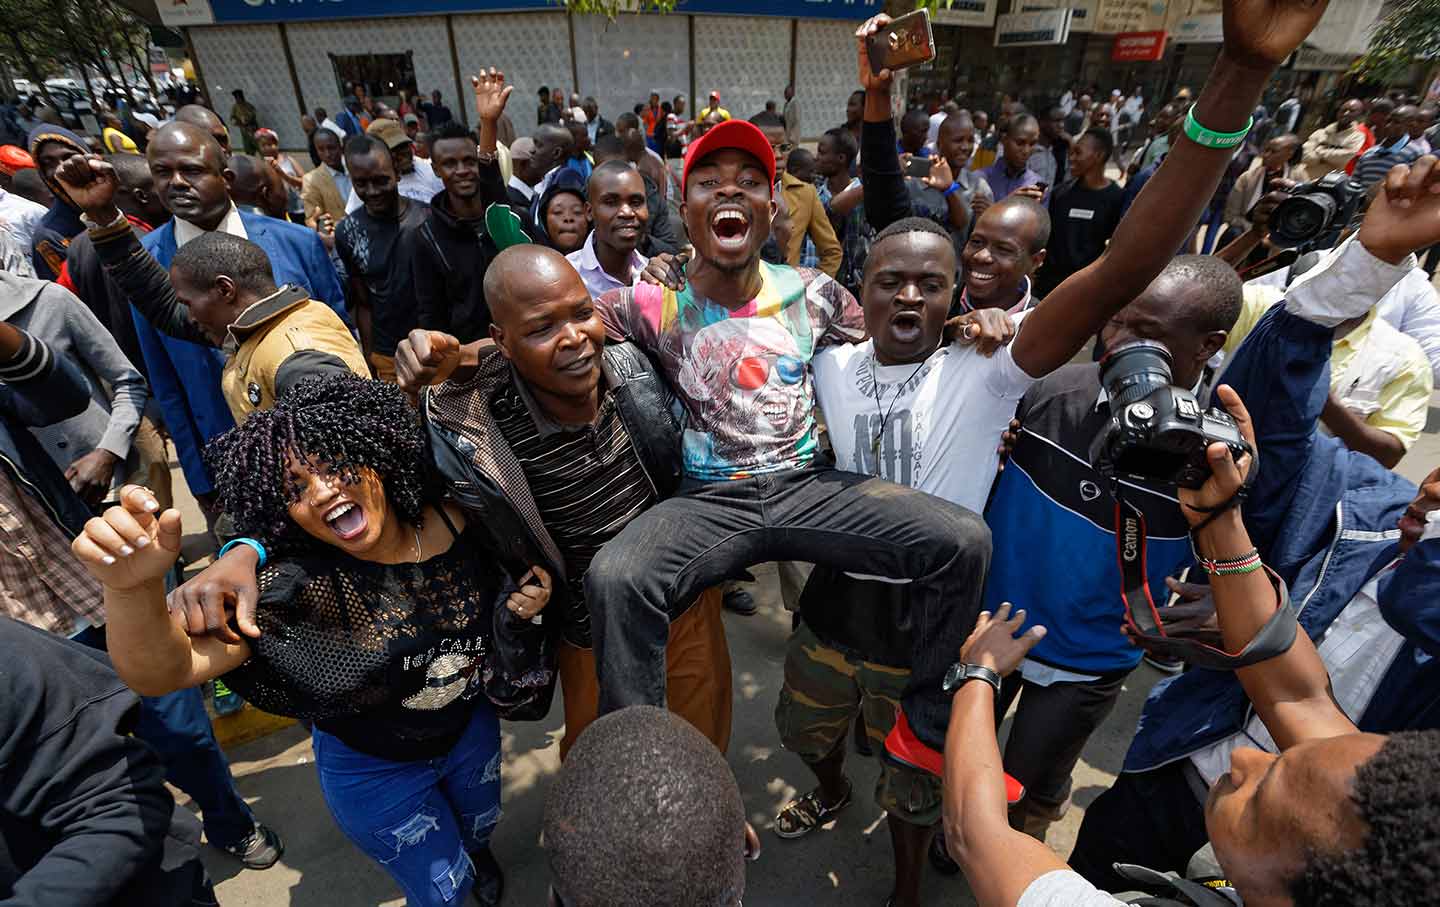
334, 134, 428, 381
1036, 128, 1124, 298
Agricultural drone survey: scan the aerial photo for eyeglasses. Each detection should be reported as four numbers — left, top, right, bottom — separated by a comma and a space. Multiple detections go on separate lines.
770, 141, 795, 155
731, 354, 805, 391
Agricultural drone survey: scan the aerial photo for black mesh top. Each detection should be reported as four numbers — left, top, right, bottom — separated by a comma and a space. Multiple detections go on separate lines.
221, 523, 509, 762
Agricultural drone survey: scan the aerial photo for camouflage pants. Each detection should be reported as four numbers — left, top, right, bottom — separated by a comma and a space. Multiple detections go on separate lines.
774, 622, 941, 826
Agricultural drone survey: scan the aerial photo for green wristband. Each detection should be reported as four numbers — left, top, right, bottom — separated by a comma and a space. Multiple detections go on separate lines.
1183, 104, 1252, 150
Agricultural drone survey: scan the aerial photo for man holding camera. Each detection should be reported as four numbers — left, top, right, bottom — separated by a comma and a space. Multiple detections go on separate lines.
976, 254, 1245, 846
1066, 152, 1440, 896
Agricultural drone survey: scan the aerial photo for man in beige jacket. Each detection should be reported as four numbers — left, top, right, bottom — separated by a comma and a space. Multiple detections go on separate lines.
1299, 98, 1366, 181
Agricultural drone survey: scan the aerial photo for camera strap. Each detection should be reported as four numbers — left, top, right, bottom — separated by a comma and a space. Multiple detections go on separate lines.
1113, 493, 1298, 671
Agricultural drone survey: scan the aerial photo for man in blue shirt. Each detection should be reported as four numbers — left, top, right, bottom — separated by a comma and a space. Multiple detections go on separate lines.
114, 122, 345, 512
980, 114, 1046, 201
1352, 104, 1423, 189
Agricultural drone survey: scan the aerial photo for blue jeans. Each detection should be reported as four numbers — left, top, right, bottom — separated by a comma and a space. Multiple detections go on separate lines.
73, 625, 257, 849
312, 705, 503, 907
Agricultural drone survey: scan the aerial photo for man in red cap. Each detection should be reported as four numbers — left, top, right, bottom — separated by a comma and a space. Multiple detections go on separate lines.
698, 91, 730, 124
0, 145, 45, 252
572, 116, 993, 756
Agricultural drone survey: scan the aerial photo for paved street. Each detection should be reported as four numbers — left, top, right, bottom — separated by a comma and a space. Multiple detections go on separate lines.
189, 387, 1440, 907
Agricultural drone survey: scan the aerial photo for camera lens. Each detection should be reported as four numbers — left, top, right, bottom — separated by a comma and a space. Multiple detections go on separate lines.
1271, 192, 1337, 249
1099, 341, 1173, 413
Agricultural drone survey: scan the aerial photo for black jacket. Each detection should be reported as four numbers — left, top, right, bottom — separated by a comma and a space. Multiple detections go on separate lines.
0, 618, 213, 906
412, 158, 511, 344
423, 342, 682, 606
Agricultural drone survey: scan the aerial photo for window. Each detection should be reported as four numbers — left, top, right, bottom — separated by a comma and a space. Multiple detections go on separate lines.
329, 52, 417, 109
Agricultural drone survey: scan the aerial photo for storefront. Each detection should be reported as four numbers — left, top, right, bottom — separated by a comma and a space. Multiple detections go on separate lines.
138, 0, 885, 149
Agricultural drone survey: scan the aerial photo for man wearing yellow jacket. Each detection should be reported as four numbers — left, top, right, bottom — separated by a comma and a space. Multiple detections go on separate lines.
58, 151, 368, 420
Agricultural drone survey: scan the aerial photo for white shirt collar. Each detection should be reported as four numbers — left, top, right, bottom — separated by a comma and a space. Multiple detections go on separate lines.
958, 275, 1034, 317
566, 232, 648, 297
174, 203, 247, 249
508, 174, 536, 201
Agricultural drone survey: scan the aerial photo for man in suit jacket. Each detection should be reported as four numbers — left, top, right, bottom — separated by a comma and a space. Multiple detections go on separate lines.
301, 126, 349, 230
104, 123, 346, 511
583, 97, 614, 146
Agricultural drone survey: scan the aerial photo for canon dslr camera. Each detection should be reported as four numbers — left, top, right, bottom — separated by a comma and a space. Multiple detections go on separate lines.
1268, 171, 1366, 252
1090, 341, 1251, 490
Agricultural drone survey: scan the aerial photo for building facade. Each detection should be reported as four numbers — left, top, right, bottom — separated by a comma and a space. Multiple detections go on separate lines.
143, 0, 1389, 151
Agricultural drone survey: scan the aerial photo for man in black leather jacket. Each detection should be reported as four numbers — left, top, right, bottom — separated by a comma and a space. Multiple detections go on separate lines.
177, 245, 733, 759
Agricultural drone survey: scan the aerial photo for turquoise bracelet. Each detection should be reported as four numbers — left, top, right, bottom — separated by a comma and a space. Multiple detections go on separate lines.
1183, 104, 1252, 150
218, 537, 268, 568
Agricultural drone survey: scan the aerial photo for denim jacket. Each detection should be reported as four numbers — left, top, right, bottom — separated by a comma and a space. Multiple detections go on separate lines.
1125, 239, 1440, 773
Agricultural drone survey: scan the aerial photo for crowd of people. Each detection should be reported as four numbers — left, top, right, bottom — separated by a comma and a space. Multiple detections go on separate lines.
3, 1, 1440, 905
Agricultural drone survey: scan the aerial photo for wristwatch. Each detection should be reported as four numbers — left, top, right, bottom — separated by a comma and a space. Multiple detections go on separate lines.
942, 662, 1001, 695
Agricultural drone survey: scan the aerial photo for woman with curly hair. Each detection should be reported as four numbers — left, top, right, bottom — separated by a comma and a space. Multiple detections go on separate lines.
72, 373, 550, 907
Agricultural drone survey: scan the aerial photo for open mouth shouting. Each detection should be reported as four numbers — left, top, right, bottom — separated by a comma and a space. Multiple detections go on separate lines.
710, 207, 752, 251
323, 500, 368, 541
889, 309, 925, 346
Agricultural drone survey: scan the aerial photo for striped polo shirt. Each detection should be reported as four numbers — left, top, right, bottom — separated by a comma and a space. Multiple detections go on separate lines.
490, 375, 656, 648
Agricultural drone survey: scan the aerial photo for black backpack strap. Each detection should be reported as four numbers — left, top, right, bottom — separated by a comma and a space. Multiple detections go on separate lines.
1115, 863, 1241, 906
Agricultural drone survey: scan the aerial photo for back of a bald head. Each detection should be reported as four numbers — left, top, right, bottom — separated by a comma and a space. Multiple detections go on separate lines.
149, 121, 225, 170
105, 153, 151, 189
484, 244, 586, 323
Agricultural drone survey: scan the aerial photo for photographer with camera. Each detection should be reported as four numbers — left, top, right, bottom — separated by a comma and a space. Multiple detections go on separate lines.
942, 382, 1440, 907
1067, 155, 1440, 897
1222, 173, 1440, 467
977, 253, 1245, 845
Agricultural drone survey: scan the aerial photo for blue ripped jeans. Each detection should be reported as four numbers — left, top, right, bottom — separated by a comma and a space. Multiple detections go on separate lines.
312, 705, 502, 906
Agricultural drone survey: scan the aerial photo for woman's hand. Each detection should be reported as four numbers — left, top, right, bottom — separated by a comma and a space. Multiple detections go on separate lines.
71, 485, 181, 591
170, 544, 263, 643
507, 566, 553, 621
958, 602, 1045, 678
1176, 384, 1256, 528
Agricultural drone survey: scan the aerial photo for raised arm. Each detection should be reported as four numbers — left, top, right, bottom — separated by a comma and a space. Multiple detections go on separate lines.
473, 69, 514, 210
53, 155, 212, 346
0, 325, 92, 427
1010, 0, 1332, 378
71, 485, 250, 696
1181, 386, 1356, 749
853, 20, 919, 233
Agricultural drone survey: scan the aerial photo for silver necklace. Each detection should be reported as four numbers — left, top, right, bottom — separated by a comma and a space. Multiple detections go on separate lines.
412, 525, 423, 563
870, 355, 927, 459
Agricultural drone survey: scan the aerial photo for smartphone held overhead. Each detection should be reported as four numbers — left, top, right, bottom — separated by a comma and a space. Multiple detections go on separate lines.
867, 9, 937, 76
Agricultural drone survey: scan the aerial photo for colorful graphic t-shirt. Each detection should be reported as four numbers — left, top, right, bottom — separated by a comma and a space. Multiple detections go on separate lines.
597, 262, 866, 480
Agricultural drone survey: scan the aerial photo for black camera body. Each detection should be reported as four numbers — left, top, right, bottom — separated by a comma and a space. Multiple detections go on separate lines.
1090, 342, 1251, 490
1268, 171, 1366, 252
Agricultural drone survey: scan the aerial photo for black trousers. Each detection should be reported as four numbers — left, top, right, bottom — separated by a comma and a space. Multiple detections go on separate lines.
995, 670, 1128, 834
585, 466, 991, 747
1068, 761, 1211, 893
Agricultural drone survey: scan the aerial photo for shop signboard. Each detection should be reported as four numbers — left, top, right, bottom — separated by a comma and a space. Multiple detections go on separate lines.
1094, 0, 1166, 35
1111, 29, 1167, 62
165, 0, 884, 26
1019, 0, 1098, 34
995, 8, 1073, 48
1172, 13, 1222, 43
932, 0, 999, 29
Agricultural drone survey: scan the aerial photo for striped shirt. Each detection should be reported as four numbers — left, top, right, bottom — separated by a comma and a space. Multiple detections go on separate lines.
1352, 138, 1421, 190
490, 377, 656, 648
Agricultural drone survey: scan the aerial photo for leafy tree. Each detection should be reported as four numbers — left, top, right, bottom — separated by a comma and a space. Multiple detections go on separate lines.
1352, 0, 1440, 86
0, 0, 158, 108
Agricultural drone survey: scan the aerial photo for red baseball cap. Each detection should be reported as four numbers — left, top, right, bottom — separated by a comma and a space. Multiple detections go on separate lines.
0, 145, 34, 177
681, 118, 776, 195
